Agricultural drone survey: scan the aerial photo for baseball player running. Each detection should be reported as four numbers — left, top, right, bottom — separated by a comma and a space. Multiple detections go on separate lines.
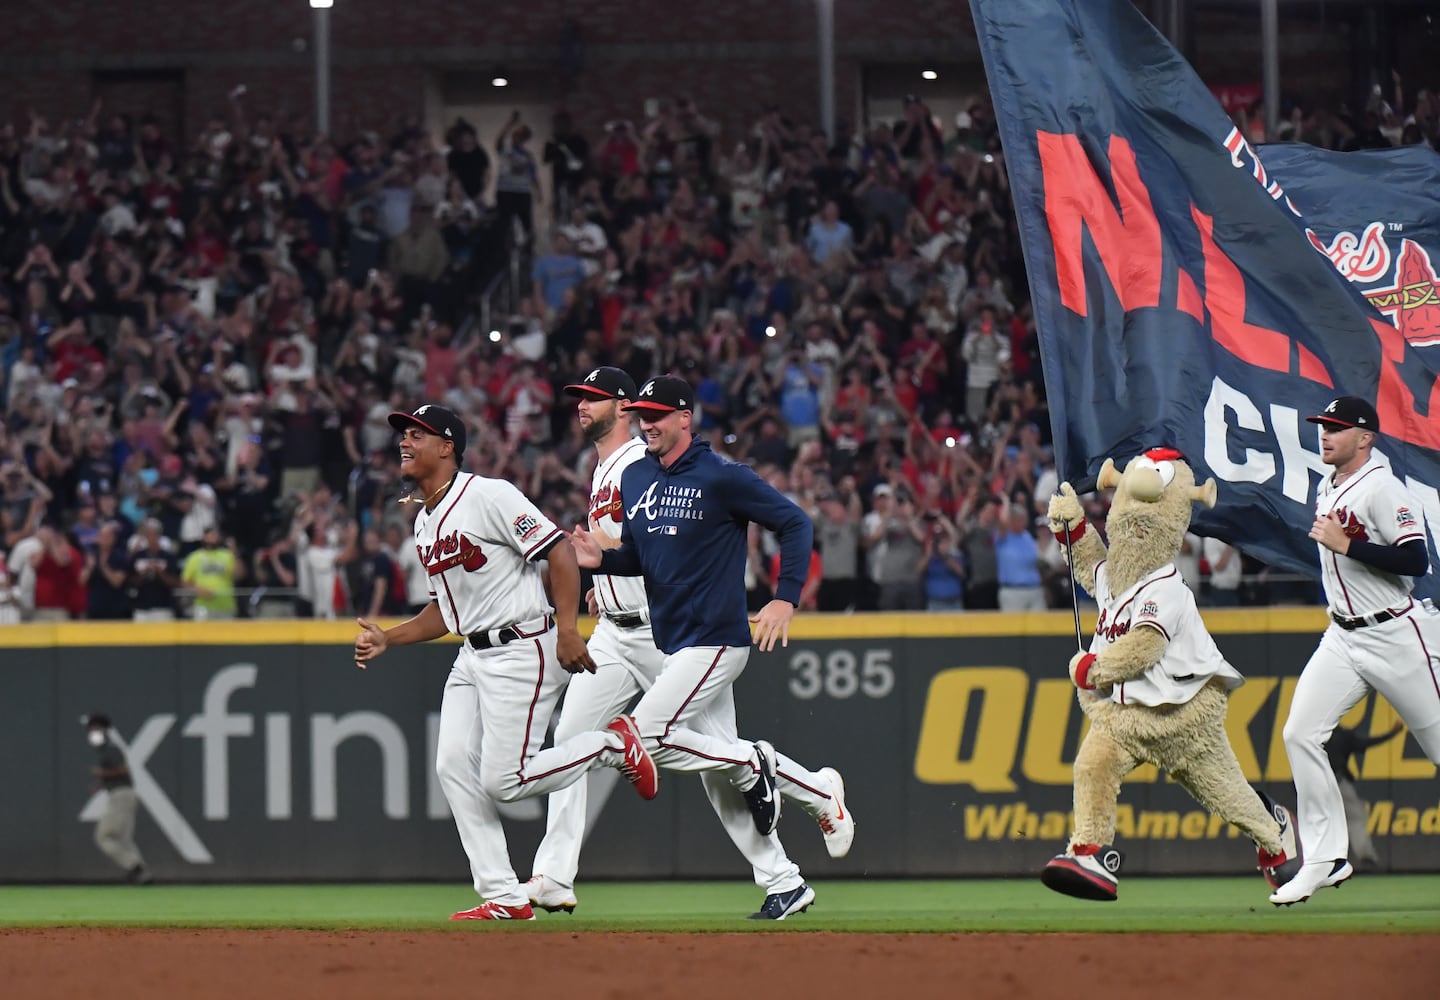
1273, 396, 1440, 905
353, 403, 658, 921
568, 374, 839, 920
526, 368, 854, 916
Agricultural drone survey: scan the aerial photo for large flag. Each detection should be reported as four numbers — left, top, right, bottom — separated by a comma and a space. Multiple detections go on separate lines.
969, 0, 1440, 599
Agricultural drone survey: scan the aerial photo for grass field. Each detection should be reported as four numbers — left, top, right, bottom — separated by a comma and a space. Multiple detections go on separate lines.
2, 876, 1437, 933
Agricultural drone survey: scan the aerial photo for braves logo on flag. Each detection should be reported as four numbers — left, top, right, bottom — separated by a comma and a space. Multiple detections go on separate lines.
970, 0, 1439, 601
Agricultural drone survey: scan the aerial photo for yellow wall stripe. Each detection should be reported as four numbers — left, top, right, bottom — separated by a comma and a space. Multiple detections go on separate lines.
0, 607, 1331, 647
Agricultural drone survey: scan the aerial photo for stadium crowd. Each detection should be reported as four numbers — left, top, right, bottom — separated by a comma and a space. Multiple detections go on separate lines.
5, 75, 1407, 622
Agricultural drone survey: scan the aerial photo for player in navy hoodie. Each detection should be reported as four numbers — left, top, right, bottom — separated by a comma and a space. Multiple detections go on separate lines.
569, 375, 832, 920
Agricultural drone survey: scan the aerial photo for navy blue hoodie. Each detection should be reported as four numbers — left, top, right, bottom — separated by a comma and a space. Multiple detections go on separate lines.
597, 438, 814, 654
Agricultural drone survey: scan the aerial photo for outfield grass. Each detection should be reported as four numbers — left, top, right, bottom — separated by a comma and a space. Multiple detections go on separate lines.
1, 877, 1437, 933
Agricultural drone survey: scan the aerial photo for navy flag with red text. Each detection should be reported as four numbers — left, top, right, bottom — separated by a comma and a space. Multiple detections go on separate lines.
970, 0, 1440, 597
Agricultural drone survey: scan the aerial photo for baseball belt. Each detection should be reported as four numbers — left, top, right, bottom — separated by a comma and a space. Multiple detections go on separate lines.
468, 614, 554, 650
604, 610, 648, 630
1330, 600, 1412, 631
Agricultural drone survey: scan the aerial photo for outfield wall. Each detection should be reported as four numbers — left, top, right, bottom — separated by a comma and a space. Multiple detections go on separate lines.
3, 611, 1437, 883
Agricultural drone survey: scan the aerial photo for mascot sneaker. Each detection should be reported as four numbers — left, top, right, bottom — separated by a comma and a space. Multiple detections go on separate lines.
1269, 859, 1354, 906
814, 767, 855, 858
1255, 789, 1302, 889
450, 900, 536, 921
524, 874, 578, 914
1041, 844, 1124, 901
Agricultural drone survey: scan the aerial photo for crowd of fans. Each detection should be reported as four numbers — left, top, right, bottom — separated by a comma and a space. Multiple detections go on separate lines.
1, 76, 1363, 623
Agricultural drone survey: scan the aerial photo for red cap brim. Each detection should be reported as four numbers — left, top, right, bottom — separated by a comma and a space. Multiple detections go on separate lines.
564, 384, 621, 399
1305, 416, 1361, 429
387, 411, 445, 436
622, 401, 680, 413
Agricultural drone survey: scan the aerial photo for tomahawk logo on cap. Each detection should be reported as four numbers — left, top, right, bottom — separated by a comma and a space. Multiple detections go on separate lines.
623, 375, 695, 413
563, 366, 638, 400
387, 403, 468, 458
1305, 395, 1380, 434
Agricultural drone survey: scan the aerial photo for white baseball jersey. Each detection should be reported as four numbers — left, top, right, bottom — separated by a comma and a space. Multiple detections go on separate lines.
1088, 561, 1243, 707
1315, 456, 1429, 617
588, 437, 650, 616
413, 472, 564, 635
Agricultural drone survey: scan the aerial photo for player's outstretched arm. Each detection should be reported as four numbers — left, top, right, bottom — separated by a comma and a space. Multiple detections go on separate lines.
354, 601, 448, 668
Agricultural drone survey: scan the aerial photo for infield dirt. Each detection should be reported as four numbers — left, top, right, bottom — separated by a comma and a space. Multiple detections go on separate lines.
3, 928, 1438, 998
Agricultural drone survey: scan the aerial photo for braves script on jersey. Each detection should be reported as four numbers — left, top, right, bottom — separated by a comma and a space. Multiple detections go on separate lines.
589, 438, 649, 617
1315, 455, 1429, 616
1089, 561, 1243, 706
414, 472, 566, 634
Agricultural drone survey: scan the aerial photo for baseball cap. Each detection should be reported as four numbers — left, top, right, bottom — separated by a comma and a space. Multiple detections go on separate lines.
387, 403, 467, 459
623, 375, 694, 413
1305, 396, 1380, 434
564, 366, 637, 401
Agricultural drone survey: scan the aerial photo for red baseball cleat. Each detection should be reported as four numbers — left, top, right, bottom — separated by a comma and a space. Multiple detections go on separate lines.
606, 714, 659, 800
449, 900, 535, 921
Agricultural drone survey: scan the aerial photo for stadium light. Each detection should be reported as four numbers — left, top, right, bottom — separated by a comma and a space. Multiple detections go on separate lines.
816, 0, 835, 142
922, 69, 938, 81
311, 1, 333, 134
491, 74, 509, 88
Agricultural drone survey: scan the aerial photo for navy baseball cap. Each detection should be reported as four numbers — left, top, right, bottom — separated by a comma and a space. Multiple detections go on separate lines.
564, 366, 637, 401
388, 403, 467, 459
624, 375, 694, 413
1306, 396, 1380, 434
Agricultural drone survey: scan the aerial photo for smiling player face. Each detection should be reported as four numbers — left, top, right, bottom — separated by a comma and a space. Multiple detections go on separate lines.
637, 409, 687, 457
398, 425, 453, 480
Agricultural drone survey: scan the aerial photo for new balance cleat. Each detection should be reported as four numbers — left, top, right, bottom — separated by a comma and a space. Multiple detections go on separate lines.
524, 874, 578, 914
1041, 844, 1123, 901
450, 900, 535, 921
746, 883, 815, 920
606, 715, 659, 800
743, 740, 781, 836
814, 767, 855, 859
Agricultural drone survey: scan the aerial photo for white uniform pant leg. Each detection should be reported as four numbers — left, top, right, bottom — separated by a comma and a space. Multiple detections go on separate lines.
435, 662, 521, 903
476, 631, 614, 804
773, 752, 836, 816
688, 688, 805, 894
630, 645, 757, 785
1358, 613, 1440, 763
530, 625, 647, 886
1282, 627, 1372, 865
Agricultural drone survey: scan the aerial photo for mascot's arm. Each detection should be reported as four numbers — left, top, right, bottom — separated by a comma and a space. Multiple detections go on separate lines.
1046, 482, 1106, 596
1069, 625, 1168, 690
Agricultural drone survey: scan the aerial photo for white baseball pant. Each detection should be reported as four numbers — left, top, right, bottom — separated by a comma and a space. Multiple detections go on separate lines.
1283, 606, 1440, 865
533, 626, 836, 894
435, 628, 617, 906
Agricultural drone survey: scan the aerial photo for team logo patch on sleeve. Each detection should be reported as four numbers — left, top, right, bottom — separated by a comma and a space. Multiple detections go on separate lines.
513, 514, 541, 542
1138, 599, 1160, 619
1397, 506, 1418, 529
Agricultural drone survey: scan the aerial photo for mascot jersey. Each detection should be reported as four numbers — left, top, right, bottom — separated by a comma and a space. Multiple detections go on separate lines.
1088, 560, 1243, 707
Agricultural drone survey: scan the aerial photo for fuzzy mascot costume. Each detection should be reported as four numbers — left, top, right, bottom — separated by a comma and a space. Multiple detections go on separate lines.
1040, 448, 1301, 901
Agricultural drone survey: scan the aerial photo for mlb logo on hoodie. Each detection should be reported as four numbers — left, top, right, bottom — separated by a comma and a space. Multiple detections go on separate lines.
662, 526, 678, 536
